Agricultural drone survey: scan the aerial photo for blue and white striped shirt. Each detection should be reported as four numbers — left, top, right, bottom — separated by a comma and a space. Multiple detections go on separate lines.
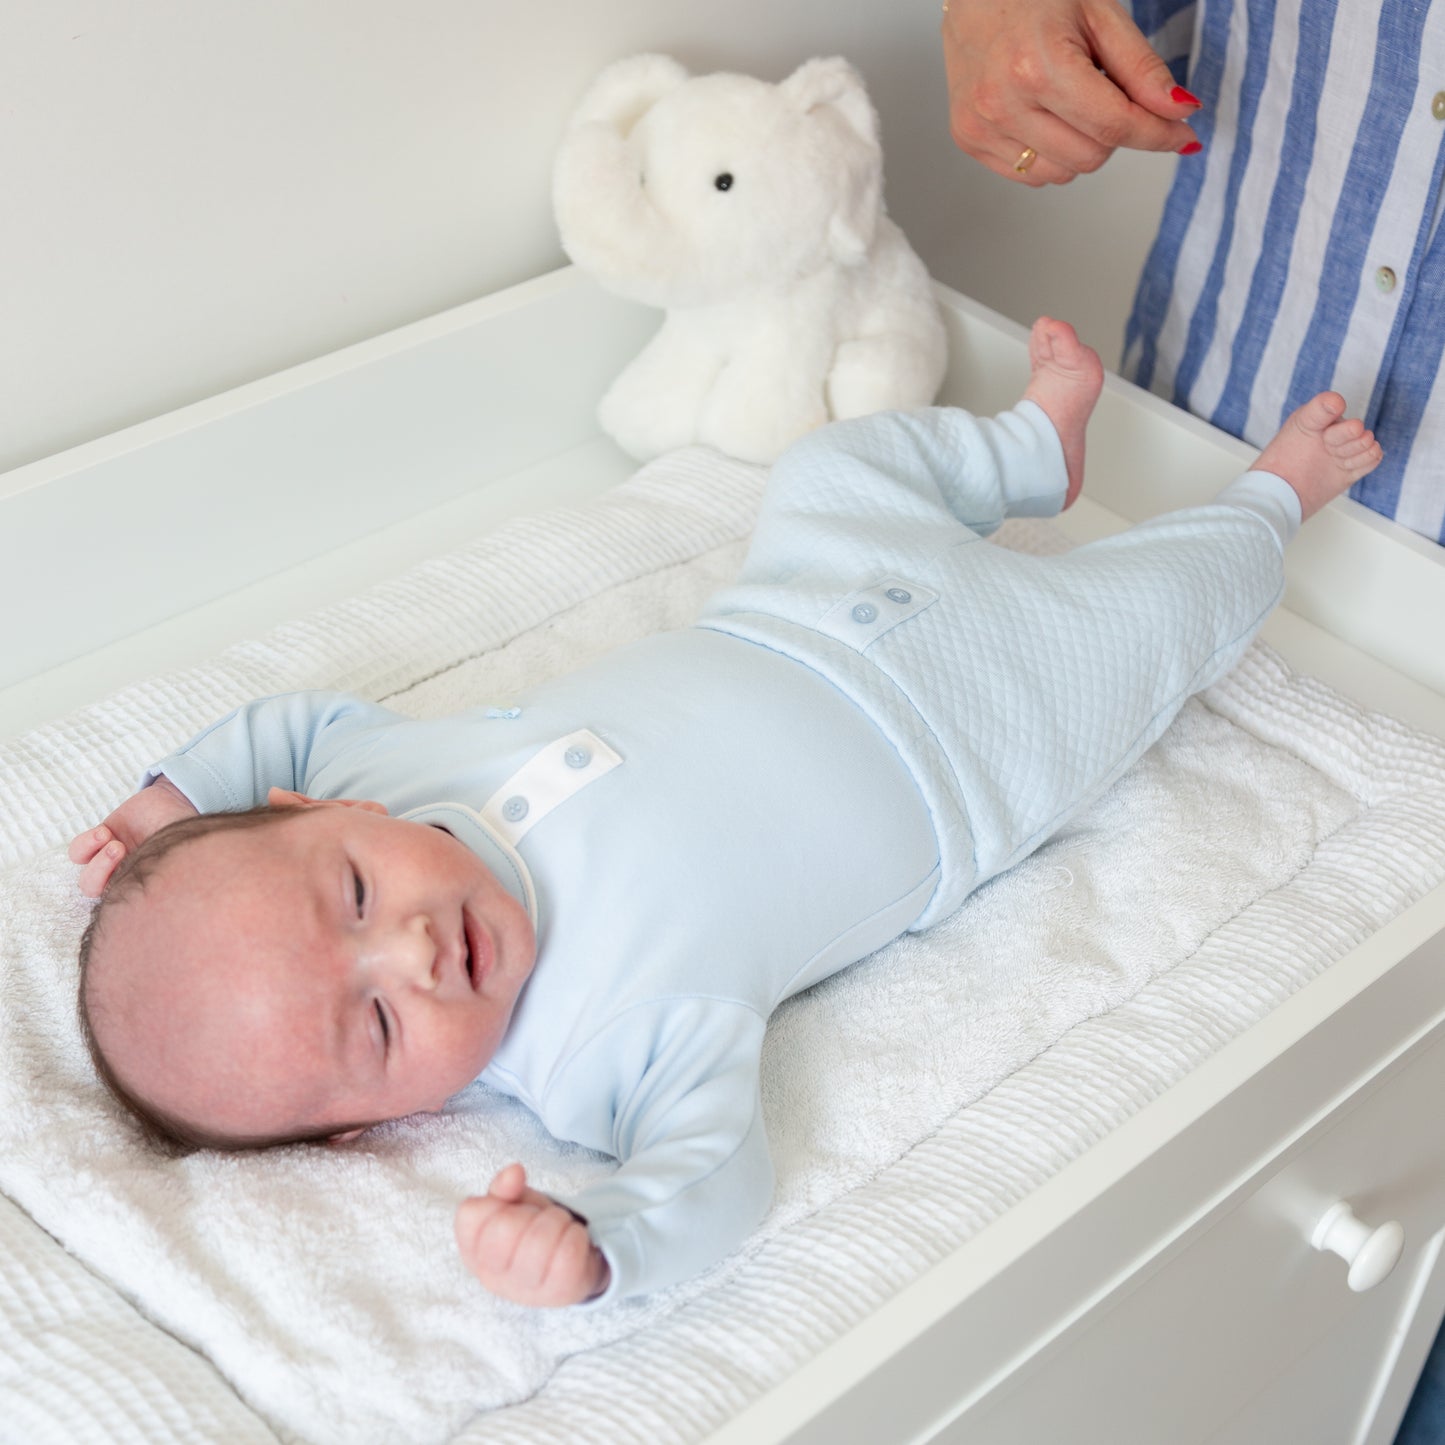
1126, 0, 1445, 544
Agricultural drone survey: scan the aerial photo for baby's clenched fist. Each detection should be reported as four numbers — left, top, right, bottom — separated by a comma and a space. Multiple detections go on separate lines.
455, 1163, 610, 1308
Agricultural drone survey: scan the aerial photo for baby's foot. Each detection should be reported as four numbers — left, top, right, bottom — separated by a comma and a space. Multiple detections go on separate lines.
1253, 393, 1383, 522
1022, 317, 1105, 509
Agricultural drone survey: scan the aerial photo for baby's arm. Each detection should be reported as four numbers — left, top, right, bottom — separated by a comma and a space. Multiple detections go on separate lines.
144, 691, 399, 813
455, 1164, 610, 1308
455, 1003, 771, 1308
67, 775, 198, 897
533, 1004, 772, 1305
68, 691, 394, 896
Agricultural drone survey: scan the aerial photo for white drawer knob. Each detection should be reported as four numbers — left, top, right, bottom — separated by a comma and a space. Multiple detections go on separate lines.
1310, 1202, 1405, 1292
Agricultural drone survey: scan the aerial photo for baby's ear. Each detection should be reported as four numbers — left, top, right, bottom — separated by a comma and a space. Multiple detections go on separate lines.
266, 787, 387, 815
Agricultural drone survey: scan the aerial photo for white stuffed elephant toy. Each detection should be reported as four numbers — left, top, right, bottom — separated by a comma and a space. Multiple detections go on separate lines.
553, 54, 948, 464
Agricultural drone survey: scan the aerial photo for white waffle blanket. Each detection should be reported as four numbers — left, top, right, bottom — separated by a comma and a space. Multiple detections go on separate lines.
3, 449, 1445, 1445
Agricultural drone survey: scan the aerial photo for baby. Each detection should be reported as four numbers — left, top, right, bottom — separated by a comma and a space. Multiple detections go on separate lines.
69, 320, 1381, 1309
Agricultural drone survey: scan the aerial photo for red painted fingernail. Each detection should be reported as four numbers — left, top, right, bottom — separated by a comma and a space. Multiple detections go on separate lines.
1178, 141, 1203, 155
1171, 85, 1202, 107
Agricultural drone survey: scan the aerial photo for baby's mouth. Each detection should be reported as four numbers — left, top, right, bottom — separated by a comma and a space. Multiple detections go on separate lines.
462, 914, 483, 991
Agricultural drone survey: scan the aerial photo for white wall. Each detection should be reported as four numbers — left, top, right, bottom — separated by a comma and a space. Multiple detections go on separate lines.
1, 0, 1177, 474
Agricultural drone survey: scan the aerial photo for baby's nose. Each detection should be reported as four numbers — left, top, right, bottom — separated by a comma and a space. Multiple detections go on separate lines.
379, 915, 438, 991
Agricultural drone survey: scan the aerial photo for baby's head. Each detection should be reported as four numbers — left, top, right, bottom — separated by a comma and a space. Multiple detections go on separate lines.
78, 797, 537, 1152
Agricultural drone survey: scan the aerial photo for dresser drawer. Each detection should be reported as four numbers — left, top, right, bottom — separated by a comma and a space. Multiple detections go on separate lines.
958, 1031, 1445, 1445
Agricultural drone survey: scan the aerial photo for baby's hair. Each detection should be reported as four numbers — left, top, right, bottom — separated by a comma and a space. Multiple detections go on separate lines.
76, 806, 376, 1156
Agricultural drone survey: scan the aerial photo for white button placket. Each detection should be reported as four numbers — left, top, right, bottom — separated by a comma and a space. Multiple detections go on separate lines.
481, 729, 623, 844
817, 578, 939, 650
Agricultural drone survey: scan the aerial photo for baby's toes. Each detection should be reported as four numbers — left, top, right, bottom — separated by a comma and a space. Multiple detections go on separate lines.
1054, 321, 1091, 369
1335, 428, 1379, 459
1028, 318, 1058, 367
1324, 417, 1365, 448
1344, 435, 1384, 479
1293, 391, 1347, 437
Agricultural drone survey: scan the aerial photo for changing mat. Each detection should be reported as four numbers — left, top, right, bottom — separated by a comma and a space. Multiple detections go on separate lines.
3, 447, 1445, 1445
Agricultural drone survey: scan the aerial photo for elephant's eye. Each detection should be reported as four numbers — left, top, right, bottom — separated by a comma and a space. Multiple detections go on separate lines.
714, 172, 734, 192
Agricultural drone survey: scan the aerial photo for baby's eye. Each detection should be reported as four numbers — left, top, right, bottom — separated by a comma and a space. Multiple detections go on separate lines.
352, 867, 366, 915
374, 999, 390, 1048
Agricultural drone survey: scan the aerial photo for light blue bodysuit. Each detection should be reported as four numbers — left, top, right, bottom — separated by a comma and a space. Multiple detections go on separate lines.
145, 402, 1300, 1302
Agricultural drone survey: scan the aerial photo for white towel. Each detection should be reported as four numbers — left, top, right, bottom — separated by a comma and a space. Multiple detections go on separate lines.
3, 448, 1444, 1445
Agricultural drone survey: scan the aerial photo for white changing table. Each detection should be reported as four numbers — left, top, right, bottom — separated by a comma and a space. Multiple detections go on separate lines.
3, 267, 1444, 1445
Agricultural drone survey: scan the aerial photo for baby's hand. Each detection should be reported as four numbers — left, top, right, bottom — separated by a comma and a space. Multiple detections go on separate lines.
67, 776, 199, 897
454, 1163, 610, 1308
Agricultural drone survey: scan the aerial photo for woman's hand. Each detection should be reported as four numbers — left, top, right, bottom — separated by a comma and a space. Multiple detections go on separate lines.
68, 775, 198, 896
941, 0, 1201, 185
455, 1163, 611, 1308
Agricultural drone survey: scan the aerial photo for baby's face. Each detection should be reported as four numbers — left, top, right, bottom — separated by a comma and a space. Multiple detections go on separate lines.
91, 803, 537, 1142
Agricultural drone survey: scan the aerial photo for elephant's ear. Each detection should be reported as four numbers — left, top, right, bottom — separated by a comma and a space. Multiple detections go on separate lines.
780, 57, 883, 264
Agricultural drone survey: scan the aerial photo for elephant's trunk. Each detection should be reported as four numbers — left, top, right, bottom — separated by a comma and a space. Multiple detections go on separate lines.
553, 122, 698, 309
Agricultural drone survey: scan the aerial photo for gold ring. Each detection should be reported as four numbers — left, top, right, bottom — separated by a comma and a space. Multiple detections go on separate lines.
1013, 146, 1038, 173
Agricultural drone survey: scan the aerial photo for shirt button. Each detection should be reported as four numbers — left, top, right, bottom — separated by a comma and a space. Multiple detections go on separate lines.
1375, 266, 1397, 293
564, 745, 592, 769
502, 795, 529, 822
885, 587, 912, 604
851, 602, 878, 624
1433, 91, 1445, 121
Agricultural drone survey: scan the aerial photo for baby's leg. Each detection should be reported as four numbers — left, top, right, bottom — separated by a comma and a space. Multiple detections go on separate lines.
899, 479, 1298, 924
743, 316, 1103, 552
956, 483, 1292, 891
984, 401, 1379, 874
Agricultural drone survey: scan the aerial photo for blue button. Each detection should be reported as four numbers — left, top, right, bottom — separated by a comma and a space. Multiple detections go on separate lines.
564, 745, 592, 769
502, 795, 529, 823
851, 602, 878, 624
885, 587, 912, 604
